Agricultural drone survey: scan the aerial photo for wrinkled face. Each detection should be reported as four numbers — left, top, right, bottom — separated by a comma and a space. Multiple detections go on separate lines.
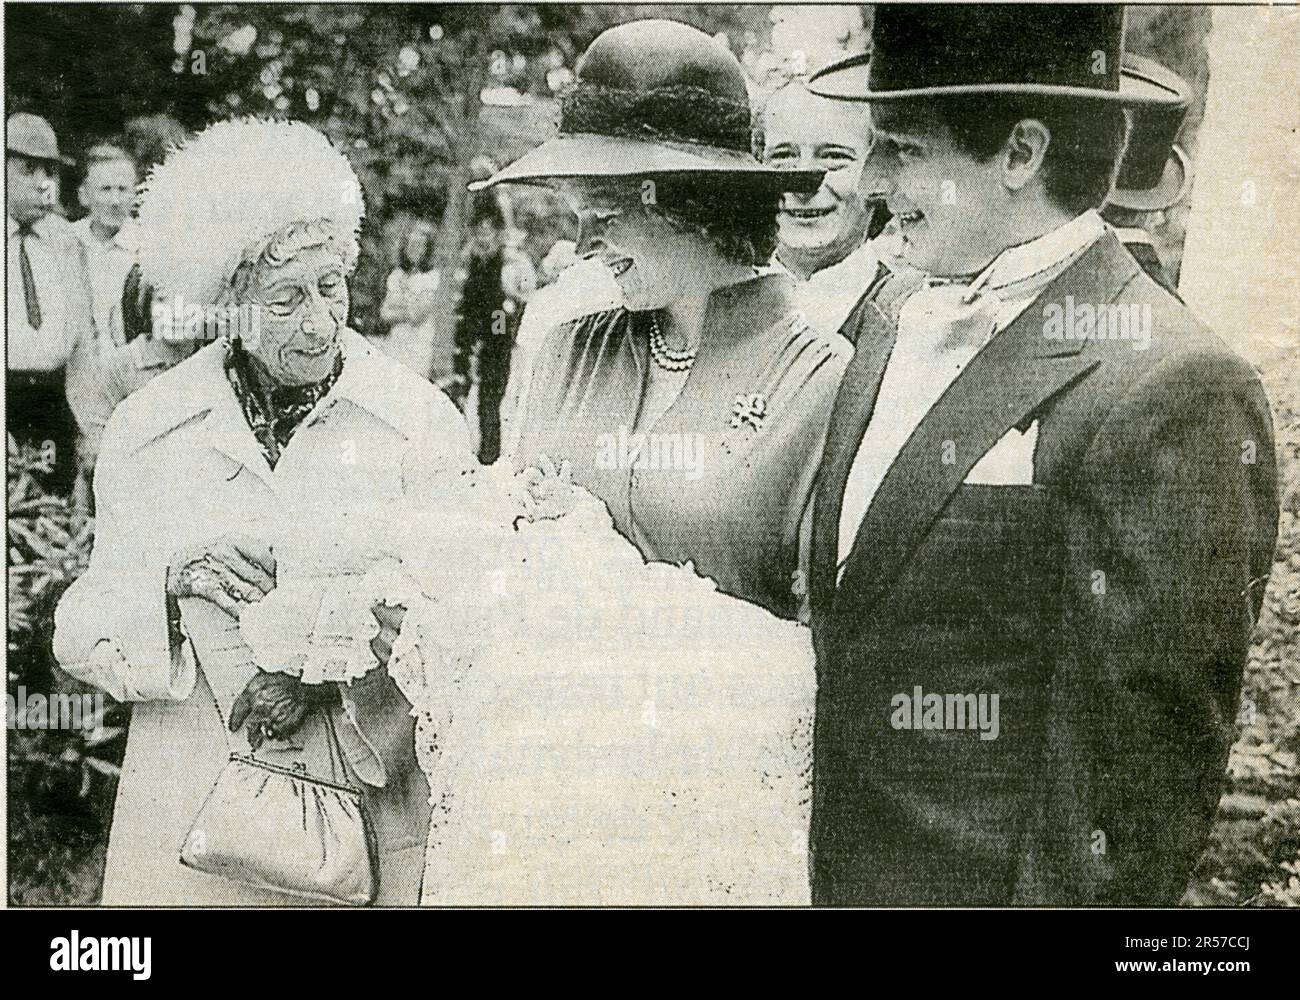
79, 158, 136, 234
7, 155, 55, 225
558, 180, 703, 311
871, 114, 1009, 277
243, 244, 349, 386
763, 87, 879, 258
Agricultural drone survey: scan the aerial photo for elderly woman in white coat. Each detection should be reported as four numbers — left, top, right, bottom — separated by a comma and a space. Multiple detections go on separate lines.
54, 120, 470, 905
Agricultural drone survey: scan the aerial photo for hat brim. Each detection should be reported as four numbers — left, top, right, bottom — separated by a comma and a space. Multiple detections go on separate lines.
470, 134, 823, 194
1106, 144, 1192, 213
809, 56, 1186, 108
8, 148, 75, 167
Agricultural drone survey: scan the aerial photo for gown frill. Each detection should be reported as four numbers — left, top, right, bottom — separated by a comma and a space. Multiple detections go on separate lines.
240, 446, 816, 905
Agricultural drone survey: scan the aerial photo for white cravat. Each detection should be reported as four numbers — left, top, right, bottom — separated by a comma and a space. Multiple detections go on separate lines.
835, 211, 1106, 581
788, 239, 882, 338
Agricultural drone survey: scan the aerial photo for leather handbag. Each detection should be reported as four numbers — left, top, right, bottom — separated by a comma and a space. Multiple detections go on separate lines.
180, 697, 379, 906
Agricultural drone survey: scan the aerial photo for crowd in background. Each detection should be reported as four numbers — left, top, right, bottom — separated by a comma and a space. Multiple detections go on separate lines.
6, 117, 553, 490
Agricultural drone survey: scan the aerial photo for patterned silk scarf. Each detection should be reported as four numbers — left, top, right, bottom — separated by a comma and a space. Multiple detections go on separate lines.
224, 341, 343, 469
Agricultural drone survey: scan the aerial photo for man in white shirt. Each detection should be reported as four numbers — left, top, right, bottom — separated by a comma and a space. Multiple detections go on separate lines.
805, 5, 1278, 907
761, 80, 892, 339
6, 112, 98, 497
71, 144, 140, 350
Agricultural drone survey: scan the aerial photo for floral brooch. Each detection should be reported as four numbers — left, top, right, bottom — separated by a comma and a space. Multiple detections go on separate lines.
731, 392, 767, 432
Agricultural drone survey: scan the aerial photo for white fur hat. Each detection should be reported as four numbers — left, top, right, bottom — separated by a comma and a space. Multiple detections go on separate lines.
136, 118, 365, 306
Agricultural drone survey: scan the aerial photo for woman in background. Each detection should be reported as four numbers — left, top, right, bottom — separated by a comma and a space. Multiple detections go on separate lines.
375, 219, 450, 385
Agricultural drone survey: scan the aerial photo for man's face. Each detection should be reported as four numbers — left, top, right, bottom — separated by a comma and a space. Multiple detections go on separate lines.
872, 114, 1011, 277
7, 155, 55, 225
763, 86, 878, 262
79, 158, 136, 235
244, 244, 349, 386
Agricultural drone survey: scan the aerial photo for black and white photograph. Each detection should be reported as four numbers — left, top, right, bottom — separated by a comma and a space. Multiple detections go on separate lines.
3, 0, 1298, 932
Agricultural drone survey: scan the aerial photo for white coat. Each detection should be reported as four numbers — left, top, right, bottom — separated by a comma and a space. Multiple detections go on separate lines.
54, 330, 471, 904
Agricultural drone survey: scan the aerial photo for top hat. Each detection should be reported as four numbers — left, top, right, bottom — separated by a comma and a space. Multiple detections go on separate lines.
1106, 55, 1193, 212
7, 112, 74, 166
809, 5, 1184, 107
471, 19, 821, 194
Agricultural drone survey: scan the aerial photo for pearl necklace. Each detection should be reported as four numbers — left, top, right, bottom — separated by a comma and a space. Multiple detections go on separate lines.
646, 313, 696, 372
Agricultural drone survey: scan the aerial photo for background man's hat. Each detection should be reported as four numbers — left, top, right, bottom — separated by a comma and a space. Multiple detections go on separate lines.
6, 112, 74, 166
1106, 55, 1193, 212
472, 19, 821, 194
809, 5, 1184, 107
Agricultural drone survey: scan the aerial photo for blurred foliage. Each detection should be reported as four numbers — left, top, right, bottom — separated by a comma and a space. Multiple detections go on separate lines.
7, 437, 127, 905
6, 3, 773, 338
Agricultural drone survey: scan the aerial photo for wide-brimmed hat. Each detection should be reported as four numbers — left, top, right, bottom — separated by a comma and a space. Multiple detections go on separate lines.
471, 19, 821, 194
1106, 55, 1193, 212
809, 5, 1185, 107
7, 112, 74, 166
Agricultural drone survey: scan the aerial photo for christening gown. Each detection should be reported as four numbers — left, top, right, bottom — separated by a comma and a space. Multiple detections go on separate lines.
240, 274, 847, 904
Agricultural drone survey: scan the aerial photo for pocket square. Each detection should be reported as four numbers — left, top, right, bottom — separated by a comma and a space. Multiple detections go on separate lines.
965, 420, 1039, 486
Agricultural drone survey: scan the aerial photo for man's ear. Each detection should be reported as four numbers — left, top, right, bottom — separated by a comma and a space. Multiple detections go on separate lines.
1002, 119, 1051, 192
77, 179, 91, 211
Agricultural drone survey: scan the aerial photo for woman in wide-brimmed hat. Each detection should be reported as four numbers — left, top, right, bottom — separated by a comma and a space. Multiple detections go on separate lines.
486, 18, 850, 620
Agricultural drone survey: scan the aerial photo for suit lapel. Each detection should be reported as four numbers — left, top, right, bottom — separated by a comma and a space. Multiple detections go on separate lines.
810, 297, 900, 618
832, 232, 1139, 621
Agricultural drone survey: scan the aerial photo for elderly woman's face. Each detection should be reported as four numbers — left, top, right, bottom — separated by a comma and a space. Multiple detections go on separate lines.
559, 181, 703, 312
245, 244, 349, 385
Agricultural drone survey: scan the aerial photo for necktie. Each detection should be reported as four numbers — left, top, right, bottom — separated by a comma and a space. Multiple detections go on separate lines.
18, 223, 42, 330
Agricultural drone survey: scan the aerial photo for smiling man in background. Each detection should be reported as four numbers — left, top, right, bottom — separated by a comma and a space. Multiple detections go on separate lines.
72, 143, 140, 351
762, 80, 893, 340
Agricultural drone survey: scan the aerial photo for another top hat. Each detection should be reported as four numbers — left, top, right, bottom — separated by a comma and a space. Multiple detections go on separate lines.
471, 19, 821, 194
1106, 55, 1193, 213
809, 5, 1184, 107
7, 112, 74, 166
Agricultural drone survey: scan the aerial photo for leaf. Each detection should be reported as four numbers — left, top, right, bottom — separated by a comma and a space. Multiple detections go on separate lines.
81, 756, 122, 778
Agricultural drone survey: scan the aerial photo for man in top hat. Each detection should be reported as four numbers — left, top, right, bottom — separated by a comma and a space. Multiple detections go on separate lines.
761, 80, 897, 341
6, 112, 99, 498
1101, 55, 1193, 295
806, 5, 1277, 906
